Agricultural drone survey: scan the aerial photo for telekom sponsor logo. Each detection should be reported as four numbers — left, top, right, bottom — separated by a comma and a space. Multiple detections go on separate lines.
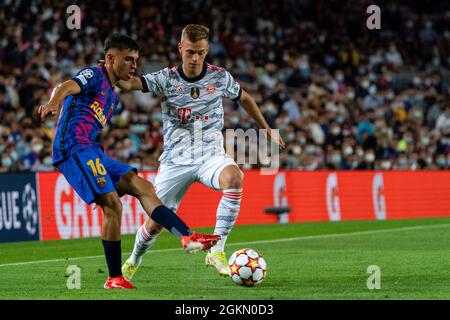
326, 173, 341, 221
177, 107, 192, 124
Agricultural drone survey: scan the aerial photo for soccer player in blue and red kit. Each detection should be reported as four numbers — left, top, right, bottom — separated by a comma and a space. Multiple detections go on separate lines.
37, 34, 220, 289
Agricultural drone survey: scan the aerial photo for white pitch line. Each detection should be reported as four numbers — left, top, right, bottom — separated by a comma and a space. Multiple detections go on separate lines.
1, 222, 449, 268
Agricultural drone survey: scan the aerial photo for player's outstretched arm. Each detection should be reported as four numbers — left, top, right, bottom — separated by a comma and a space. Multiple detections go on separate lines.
117, 76, 143, 92
36, 80, 81, 122
238, 89, 286, 149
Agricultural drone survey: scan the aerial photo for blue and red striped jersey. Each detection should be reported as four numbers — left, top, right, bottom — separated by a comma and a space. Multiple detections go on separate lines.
52, 66, 118, 165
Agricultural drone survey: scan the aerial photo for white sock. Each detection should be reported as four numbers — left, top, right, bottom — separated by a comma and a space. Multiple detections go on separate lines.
128, 224, 158, 266
211, 188, 242, 253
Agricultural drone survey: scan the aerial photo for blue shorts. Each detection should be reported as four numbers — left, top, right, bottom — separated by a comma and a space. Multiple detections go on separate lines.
57, 146, 136, 204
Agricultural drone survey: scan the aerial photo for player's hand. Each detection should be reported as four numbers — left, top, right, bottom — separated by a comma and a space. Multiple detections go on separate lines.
266, 128, 286, 149
36, 103, 58, 122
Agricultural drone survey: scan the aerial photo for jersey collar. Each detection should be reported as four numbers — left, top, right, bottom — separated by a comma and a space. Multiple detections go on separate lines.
177, 62, 207, 83
100, 65, 114, 89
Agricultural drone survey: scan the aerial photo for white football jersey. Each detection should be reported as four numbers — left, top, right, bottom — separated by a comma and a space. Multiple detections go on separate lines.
140, 63, 242, 165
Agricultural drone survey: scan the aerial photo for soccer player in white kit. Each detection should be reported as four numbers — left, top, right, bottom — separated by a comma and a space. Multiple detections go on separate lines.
120, 24, 285, 278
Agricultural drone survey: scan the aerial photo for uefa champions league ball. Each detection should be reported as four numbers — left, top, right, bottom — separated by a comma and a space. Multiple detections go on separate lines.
228, 248, 267, 287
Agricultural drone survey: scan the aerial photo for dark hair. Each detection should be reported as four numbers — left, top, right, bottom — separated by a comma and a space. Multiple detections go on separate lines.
104, 33, 140, 53
181, 24, 209, 42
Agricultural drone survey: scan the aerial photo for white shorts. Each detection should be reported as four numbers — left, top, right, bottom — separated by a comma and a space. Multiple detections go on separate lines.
154, 154, 242, 213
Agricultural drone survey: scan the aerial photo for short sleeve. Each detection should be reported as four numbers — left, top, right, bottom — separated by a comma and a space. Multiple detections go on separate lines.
72, 67, 102, 94
140, 68, 169, 96
223, 70, 242, 101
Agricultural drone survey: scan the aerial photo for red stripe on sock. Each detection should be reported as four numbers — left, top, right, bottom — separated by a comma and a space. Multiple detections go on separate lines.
224, 195, 242, 200
140, 226, 151, 241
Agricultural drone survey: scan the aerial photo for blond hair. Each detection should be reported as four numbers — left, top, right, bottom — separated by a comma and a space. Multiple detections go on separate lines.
181, 24, 209, 42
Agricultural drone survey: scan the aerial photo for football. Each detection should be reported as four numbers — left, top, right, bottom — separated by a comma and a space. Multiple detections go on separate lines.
228, 248, 267, 287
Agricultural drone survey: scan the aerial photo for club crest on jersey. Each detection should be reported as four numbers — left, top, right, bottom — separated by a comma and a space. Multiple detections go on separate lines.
207, 84, 216, 94
96, 176, 106, 186
176, 86, 184, 93
191, 87, 200, 99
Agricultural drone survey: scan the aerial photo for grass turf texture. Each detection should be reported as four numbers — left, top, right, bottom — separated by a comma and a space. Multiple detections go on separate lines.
0, 217, 450, 300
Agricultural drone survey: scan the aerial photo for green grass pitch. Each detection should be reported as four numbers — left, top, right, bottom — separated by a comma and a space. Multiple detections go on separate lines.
1, 217, 450, 300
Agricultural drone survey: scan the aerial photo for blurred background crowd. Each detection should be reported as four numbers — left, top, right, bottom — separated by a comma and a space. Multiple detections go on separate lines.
0, 0, 449, 172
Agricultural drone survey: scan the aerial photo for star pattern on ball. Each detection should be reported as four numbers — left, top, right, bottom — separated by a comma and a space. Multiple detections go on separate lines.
236, 249, 248, 256
245, 257, 260, 273
244, 277, 255, 287
229, 262, 240, 276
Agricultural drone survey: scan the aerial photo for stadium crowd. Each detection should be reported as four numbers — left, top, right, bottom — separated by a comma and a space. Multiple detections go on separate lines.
0, 0, 449, 172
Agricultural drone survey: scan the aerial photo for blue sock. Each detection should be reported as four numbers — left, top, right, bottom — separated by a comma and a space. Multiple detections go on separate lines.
151, 205, 192, 237
102, 240, 122, 277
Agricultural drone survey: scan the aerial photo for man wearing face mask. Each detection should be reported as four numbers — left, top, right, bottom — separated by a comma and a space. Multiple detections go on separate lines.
356, 149, 376, 169
30, 138, 44, 155
435, 104, 450, 136
396, 154, 410, 170
0, 137, 6, 155
31, 153, 54, 172
0, 153, 13, 172
325, 122, 343, 148
436, 154, 447, 169
327, 149, 343, 169
0, 85, 13, 111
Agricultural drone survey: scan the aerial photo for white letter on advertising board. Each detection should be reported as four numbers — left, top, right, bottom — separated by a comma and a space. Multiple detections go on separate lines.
73, 192, 90, 238
326, 173, 341, 221
12, 191, 21, 229
372, 173, 386, 220
90, 204, 101, 237
55, 175, 72, 239
121, 195, 133, 235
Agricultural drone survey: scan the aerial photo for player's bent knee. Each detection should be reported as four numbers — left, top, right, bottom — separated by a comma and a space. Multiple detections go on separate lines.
219, 165, 243, 190
141, 179, 156, 195
96, 192, 122, 213
112, 198, 123, 213
134, 178, 157, 199
220, 174, 243, 190
125, 172, 155, 196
